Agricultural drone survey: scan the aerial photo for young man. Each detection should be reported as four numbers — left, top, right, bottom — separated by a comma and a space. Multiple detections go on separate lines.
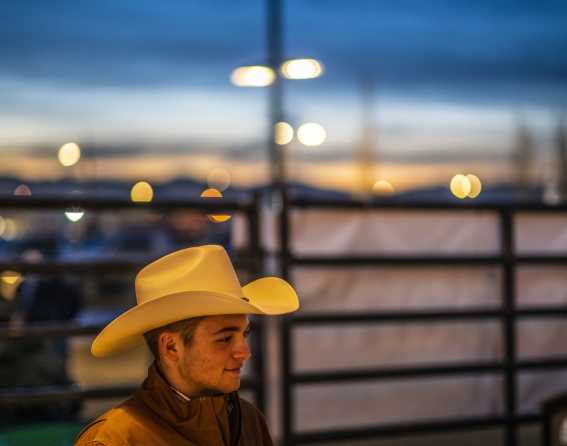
75, 244, 299, 445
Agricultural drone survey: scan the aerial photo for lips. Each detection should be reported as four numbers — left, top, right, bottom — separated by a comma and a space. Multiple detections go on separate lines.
225, 367, 242, 374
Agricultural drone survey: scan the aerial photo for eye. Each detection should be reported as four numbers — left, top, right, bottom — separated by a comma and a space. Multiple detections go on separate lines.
218, 336, 232, 343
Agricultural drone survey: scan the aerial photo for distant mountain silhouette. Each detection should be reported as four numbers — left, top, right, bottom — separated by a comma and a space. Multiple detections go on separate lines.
0, 176, 552, 205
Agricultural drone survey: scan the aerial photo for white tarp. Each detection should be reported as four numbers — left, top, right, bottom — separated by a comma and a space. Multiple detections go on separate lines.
234, 208, 567, 433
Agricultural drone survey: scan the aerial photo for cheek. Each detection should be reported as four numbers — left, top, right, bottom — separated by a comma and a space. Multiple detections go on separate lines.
187, 345, 227, 380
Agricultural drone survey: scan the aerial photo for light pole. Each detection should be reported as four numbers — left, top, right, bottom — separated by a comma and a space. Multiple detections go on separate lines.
267, 0, 285, 191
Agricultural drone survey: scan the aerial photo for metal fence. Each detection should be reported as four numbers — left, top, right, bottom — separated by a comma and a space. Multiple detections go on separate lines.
278, 197, 567, 446
3, 194, 567, 446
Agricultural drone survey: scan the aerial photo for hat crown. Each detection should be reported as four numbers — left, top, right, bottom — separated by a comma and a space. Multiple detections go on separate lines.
135, 245, 243, 304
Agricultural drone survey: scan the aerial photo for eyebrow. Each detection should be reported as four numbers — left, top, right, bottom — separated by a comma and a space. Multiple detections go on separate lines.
212, 322, 251, 336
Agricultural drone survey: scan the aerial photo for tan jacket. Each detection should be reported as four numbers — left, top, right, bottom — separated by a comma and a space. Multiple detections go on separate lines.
74, 364, 273, 446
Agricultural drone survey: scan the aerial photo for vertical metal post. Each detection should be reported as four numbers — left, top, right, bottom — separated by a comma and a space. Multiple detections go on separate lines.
279, 187, 293, 446
500, 209, 518, 446
248, 192, 266, 414
266, 0, 294, 444
281, 313, 293, 446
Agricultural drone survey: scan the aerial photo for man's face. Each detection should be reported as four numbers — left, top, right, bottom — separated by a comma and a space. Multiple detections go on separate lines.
177, 314, 251, 396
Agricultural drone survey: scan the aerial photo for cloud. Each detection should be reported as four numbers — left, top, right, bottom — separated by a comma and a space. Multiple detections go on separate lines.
2, 0, 566, 89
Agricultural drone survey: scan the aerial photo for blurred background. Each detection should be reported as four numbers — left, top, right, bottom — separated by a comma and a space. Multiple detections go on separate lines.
1, 0, 566, 198
1, 1, 567, 445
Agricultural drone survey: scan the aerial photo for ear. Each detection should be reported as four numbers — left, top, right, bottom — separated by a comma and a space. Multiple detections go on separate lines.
158, 331, 182, 365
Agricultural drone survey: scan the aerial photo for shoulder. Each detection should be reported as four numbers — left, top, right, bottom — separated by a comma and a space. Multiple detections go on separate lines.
74, 399, 148, 446
74, 417, 108, 446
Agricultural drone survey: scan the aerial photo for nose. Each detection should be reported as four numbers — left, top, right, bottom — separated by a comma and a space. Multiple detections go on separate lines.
232, 337, 251, 362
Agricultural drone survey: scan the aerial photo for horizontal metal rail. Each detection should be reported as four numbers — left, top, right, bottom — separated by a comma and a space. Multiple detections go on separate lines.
290, 357, 567, 384
291, 255, 502, 266
0, 378, 259, 405
0, 385, 137, 405
290, 308, 503, 324
292, 360, 503, 383
289, 254, 567, 267
287, 198, 567, 212
0, 197, 253, 211
3, 256, 564, 274
290, 413, 542, 444
516, 357, 567, 371
516, 307, 567, 318
0, 322, 104, 340
0, 260, 144, 274
288, 306, 567, 325
0, 257, 256, 274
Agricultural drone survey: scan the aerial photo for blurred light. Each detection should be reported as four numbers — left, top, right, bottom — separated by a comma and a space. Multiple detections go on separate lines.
14, 184, 32, 196
372, 180, 395, 196
22, 249, 44, 263
297, 123, 327, 146
131, 181, 154, 202
231, 66, 275, 87
0, 217, 5, 237
0, 218, 17, 240
208, 214, 231, 223
561, 419, 567, 444
543, 182, 561, 205
281, 58, 323, 79
200, 188, 232, 223
466, 174, 482, 198
65, 211, 85, 222
58, 142, 81, 167
450, 174, 471, 199
1, 271, 22, 286
1, 271, 22, 301
275, 122, 294, 145
207, 169, 231, 192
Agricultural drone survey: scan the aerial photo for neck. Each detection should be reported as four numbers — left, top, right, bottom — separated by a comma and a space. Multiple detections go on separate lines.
155, 360, 189, 396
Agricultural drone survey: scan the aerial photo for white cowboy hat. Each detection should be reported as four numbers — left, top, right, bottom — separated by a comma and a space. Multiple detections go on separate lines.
91, 244, 299, 357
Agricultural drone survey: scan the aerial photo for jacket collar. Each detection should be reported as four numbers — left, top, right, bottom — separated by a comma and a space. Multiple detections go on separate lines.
136, 362, 231, 445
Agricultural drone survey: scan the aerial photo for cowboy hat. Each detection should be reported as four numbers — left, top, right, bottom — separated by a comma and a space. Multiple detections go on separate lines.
91, 244, 299, 357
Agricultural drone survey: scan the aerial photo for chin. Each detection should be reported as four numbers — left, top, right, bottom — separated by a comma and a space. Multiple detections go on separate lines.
201, 380, 240, 396
220, 379, 241, 394
221, 383, 240, 394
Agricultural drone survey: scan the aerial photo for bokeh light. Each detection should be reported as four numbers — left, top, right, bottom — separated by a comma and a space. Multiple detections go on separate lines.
275, 122, 294, 145
1, 271, 23, 301
450, 174, 472, 199
230, 66, 275, 87
372, 180, 395, 196
131, 181, 154, 202
1, 271, 22, 286
297, 122, 327, 146
200, 188, 231, 223
65, 210, 85, 222
0, 218, 18, 240
207, 169, 231, 191
466, 174, 482, 198
58, 142, 81, 167
281, 58, 324, 79
13, 184, 32, 196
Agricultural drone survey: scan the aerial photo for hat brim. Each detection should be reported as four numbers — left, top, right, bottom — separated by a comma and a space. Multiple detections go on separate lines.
91, 276, 299, 357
